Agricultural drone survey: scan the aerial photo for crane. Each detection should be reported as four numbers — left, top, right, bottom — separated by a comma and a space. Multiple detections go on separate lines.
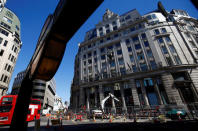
100, 93, 119, 112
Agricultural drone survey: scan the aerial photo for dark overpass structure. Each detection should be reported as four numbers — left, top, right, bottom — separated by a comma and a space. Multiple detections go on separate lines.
9, 0, 104, 130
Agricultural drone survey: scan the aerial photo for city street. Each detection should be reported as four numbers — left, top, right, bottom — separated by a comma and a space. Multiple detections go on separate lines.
0, 116, 198, 131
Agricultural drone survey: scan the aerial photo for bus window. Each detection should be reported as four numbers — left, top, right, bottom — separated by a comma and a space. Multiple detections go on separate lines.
31, 100, 41, 105
0, 105, 12, 113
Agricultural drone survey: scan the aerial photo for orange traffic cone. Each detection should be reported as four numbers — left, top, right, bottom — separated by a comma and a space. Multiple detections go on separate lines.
93, 116, 96, 122
109, 115, 112, 123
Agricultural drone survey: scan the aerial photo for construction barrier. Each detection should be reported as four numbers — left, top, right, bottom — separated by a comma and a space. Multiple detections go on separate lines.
51, 119, 60, 126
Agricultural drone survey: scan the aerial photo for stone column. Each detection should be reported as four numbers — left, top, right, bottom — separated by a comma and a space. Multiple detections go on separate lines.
161, 73, 183, 105
110, 88, 116, 114
86, 89, 90, 113
79, 87, 85, 107
140, 80, 149, 106
153, 79, 163, 105
99, 84, 104, 105
129, 79, 140, 106
94, 87, 98, 107
120, 83, 127, 113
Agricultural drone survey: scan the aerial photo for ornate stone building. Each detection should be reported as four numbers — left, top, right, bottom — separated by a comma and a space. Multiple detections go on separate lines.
0, 1, 22, 98
70, 4, 198, 115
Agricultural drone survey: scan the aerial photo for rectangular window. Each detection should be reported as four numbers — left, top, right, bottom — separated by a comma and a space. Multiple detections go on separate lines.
146, 50, 153, 58
8, 54, 11, 60
151, 14, 157, 19
146, 15, 152, 20
100, 48, 105, 53
94, 51, 96, 56
102, 62, 106, 69
101, 55, 106, 60
0, 74, 4, 81
132, 65, 137, 72
158, 37, 164, 44
113, 26, 117, 31
135, 44, 141, 50
114, 34, 119, 38
117, 49, 122, 55
0, 28, 9, 36
83, 54, 86, 59
162, 46, 168, 54
100, 39, 104, 43
140, 63, 148, 71
161, 28, 167, 33
120, 67, 126, 75
0, 49, 4, 56
154, 29, 160, 35
150, 61, 157, 69
3, 75, 8, 83
88, 44, 91, 49
141, 33, 147, 39
169, 45, 176, 53
130, 27, 135, 32
132, 36, 139, 42
3, 17, 12, 24
4, 64, 8, 70
0, 37, 3, 44
11, 55, 14, 62
110, 60, 115, 67
130, 55, 134, 62
189, 41, 196, 48
94, 58, 97, 63
125, 39, 130, 44
88, 53, 92, 58
165, 36, 171, 43
174, 55, 182, 64
1, 22, 11, 30
137, 53, 145, 60
118, 58, 124, 65
16, 25, 20, 31
115, 42, 120, 47
107, 45, 113, 50
107, 37, 111, 41
165, 57, 173, 66
125, 15, 131, 20
105, 24, 109, 28
88, 59, 92, 64
128, 47, 132, 52
14, 47, 17, 53
106, 29, 110, 33
3, 40, 8, 47
144, 41, 149, 47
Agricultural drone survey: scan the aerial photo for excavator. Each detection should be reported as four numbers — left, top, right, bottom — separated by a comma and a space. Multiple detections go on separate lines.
91, 93, 119, 118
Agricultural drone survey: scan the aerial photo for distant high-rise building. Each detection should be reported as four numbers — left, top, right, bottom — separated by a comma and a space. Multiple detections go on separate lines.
11, 70, 56, 109
70, 3, 198, 116
0, 1, 22, 98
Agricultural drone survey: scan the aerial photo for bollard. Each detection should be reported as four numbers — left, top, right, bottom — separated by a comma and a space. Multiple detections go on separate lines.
34, 118, 40, 131
59, 118, 63, 130
46, 118, 50, 128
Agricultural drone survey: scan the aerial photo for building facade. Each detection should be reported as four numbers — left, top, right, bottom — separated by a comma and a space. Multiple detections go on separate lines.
70, 4, 198, 115
11, 70, 56, 109
0, 1, 22, 98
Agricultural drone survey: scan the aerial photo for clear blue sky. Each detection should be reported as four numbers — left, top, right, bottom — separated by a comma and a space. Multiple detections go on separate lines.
6, 0, 198, 103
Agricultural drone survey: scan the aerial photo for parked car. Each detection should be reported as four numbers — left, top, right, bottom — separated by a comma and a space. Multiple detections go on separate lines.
91, 109, 103, 118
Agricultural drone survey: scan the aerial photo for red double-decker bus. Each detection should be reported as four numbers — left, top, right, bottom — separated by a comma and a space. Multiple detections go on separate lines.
0, 95, 41, 125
